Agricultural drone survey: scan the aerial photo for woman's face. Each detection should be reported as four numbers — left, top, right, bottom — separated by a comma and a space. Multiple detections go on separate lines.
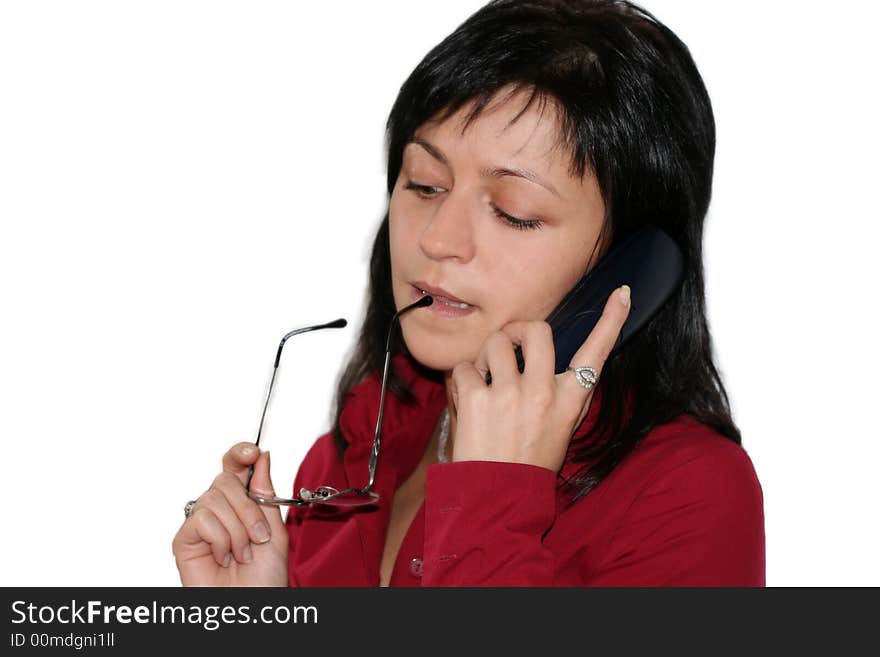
389, 87, 606, 372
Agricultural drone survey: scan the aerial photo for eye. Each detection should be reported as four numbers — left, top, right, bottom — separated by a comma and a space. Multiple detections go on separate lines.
491, 205, 544, 231
404, 179, 544, 231
404, 180, 445, 198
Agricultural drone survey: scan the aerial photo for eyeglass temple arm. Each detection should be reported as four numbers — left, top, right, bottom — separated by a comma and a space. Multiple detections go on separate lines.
365, 349, 392, 492
364, 294, 434, 493
245, 318, 347, 492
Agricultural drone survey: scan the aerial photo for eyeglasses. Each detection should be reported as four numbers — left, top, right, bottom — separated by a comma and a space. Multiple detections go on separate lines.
245, 294, 434, 508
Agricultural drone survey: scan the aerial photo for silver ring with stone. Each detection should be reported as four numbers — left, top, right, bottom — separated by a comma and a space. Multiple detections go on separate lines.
567, 366, 598, 390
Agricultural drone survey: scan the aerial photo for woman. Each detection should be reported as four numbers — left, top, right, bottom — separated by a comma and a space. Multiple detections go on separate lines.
172, 0, 765, 587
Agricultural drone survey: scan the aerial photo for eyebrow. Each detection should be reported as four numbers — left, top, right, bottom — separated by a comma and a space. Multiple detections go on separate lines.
408, 138, 562, 199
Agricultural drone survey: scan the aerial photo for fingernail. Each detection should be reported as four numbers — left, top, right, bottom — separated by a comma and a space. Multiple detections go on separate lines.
241, 444, 256, 456
252, 522, 271, 544
222, 552, 231, 568
618, 285, 631, 306
242, 544, 253, 564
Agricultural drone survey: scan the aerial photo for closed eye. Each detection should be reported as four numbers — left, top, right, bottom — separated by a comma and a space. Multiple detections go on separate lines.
404, 181, 444, 197
403, 179, 544, 231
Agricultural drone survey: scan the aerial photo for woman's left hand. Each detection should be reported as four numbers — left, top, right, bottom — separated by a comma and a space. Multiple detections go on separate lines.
449, 284, 632, 473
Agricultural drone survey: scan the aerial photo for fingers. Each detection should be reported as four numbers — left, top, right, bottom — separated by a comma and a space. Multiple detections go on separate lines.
211, 471, 273, 547
222, 442, 261, 486
196, 487, 253, 565
180, 443, 279, 569
473, 331, 519, 386
472, 322, 556, 409
247, 451, 286, 536
187, 507, 233, 568
450, 361, 488, 411
495, 320, 555, 384
173, 443, 289, 575
560, 284, 631, 401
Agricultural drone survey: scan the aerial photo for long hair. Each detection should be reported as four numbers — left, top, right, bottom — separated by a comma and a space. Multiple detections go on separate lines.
328, 0, 740, 503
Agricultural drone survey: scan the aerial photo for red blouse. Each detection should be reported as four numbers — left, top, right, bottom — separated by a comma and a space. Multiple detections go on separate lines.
285, 352, 765, 586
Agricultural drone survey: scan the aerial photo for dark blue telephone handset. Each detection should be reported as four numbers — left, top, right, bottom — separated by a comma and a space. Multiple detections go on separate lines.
484, 224, 685, 385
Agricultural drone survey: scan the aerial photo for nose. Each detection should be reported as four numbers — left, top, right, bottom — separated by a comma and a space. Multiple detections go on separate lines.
418, 187, 476, 263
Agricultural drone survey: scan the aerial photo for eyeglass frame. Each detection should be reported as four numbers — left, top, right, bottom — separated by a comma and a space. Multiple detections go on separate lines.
244, 294, 434, 508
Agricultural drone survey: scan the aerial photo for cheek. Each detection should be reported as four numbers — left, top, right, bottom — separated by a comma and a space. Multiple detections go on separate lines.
489, 244, 588, 321
388, 193, 423, 250
388, 196, 425, 306
473, 273, 535, 329
388, 197, 408, 260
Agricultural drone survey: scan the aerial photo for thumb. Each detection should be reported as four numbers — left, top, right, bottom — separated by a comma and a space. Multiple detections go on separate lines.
249, 451, 285, 535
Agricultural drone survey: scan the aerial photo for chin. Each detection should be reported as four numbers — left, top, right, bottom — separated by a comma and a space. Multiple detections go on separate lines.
399, 323, 480, 373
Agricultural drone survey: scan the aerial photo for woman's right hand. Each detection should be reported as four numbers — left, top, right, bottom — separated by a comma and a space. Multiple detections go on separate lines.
172, 443, 289, 586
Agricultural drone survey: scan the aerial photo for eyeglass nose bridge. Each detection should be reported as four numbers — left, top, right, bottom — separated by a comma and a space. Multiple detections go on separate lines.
246, 490, 309, 507
244, 486, 380, 508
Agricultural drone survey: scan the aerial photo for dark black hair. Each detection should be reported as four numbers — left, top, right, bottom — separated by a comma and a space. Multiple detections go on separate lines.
329, 0, 740, 503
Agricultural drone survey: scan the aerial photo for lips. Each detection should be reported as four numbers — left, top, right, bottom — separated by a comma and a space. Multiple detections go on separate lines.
411, 281, 473, 307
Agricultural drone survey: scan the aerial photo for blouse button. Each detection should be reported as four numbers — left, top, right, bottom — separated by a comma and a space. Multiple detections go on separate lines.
410, 557, 423, 578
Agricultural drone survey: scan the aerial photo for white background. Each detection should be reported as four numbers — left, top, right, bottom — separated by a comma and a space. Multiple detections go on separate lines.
1, 1, 877, 586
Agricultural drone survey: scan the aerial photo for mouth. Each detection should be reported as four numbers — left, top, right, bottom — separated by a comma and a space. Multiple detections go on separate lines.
411, 282, 476, 313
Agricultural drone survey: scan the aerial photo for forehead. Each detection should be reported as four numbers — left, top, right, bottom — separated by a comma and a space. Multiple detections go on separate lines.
409, 87, 569, 171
